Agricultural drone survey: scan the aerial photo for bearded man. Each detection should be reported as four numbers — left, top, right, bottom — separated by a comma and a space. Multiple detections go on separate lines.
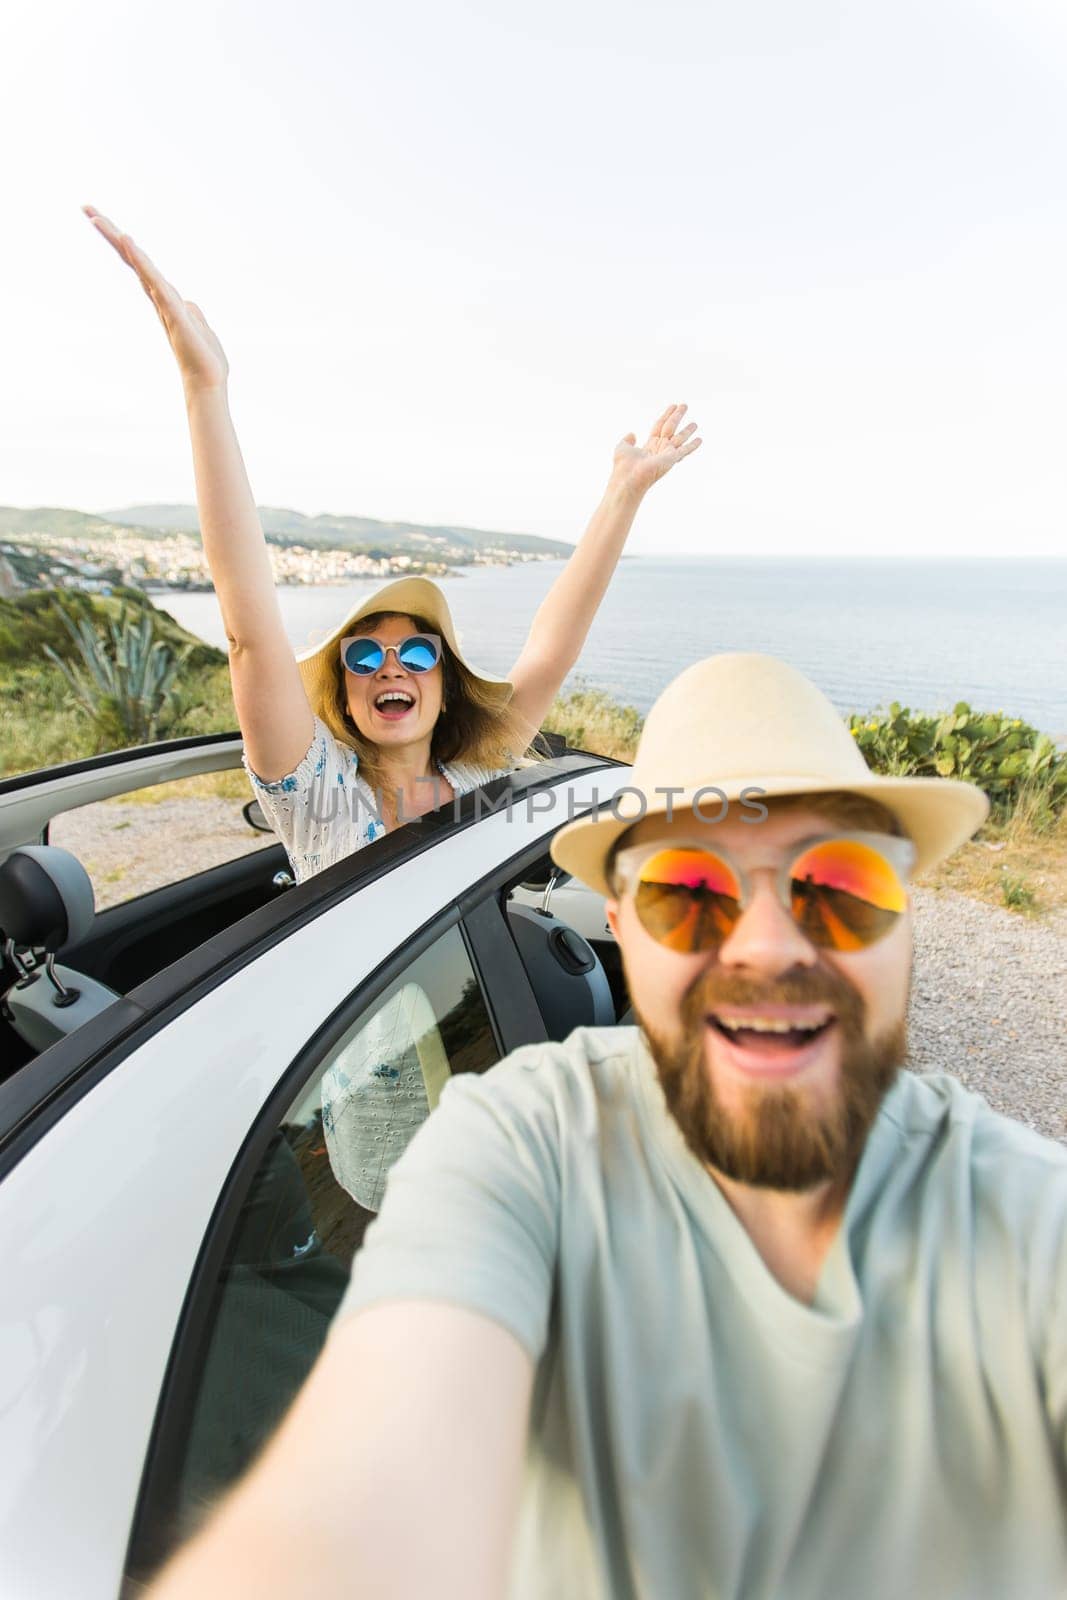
149, 655, 1067, 1600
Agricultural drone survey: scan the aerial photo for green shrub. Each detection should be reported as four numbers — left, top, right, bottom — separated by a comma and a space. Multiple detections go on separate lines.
0, 587, 99, 664
849, 702, 1066, 827
0, 663, 99, 774
544, 682, 644, 761
43, 602, 194, 748
0, 659, 237, 776
0, 585, 233, 774
1000, 872, 1038, 913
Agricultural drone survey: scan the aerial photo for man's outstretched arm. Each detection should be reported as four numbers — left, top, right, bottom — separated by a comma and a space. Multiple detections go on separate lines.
148, 1300, 535, 1600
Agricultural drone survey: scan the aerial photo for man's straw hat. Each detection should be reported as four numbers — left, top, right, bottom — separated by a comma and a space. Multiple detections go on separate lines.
295, 576, 513, 709
551, 653, 989, 895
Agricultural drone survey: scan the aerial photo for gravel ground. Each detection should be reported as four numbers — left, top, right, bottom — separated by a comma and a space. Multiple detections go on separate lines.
909, 887, 1067, 1143
49, 797, 277, 907
48, 802, 1067, 1144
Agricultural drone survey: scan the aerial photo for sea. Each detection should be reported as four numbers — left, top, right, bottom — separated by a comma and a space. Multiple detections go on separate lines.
159, 557, 1067, 738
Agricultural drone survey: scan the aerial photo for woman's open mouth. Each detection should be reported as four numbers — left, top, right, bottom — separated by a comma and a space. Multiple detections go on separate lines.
705, 1006, 837, 1079
372, 691, 416, 722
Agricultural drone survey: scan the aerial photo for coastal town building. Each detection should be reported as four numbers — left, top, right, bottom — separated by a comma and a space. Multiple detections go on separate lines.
0, 530, 557, 597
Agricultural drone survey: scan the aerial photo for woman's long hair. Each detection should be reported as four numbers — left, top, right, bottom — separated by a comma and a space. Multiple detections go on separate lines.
314, 610, 540, 794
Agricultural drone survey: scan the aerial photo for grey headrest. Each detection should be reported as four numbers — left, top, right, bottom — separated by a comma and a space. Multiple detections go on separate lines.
506, 903, 615, 1039
0, 845, 96, 952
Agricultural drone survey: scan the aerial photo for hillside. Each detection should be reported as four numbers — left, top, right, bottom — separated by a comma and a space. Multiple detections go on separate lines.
0, 507, 167, 542
104, 504, 574, 558
0, 586, 225, 672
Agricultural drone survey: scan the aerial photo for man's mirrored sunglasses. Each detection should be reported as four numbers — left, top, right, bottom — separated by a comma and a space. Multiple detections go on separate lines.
612, 831, 916, 955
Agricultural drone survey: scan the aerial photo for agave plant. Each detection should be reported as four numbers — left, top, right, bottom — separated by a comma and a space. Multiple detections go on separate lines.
43, 602, 193, 748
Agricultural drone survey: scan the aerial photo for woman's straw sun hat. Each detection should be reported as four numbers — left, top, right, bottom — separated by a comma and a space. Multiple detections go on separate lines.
295, 576, 514, 709
551, 653, 989, 895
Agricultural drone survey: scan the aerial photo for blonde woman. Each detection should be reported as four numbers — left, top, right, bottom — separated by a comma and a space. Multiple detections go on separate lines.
86, 207, 701, 881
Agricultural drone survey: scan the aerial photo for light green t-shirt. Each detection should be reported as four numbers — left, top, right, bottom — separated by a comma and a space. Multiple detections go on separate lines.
336, 1026, 1067, 1599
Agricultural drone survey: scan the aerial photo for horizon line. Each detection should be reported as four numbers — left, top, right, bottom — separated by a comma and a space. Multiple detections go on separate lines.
0, 501, 1061, 563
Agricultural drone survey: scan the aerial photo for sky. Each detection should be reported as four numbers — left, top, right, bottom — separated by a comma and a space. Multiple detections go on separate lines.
1, 0, 1065, 558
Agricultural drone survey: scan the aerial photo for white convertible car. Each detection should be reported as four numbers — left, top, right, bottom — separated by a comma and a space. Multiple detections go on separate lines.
0, 732, 630, 1598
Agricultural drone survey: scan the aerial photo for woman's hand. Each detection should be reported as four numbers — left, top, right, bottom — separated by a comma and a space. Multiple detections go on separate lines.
84, 206, 229, 396
507, 402, 703, 746
610, 403, 702, 497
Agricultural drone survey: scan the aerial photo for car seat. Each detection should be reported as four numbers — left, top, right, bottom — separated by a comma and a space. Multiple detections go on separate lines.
506, 899, 615, 1040
0, 845, 120, 1053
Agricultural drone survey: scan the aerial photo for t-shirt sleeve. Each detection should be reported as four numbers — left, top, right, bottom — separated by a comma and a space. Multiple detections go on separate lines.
243, 715, 361, 868
330, 1057, 561, 1362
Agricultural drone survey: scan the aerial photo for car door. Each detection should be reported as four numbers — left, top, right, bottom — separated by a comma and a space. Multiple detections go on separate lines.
0, 759, 627, 1598
0, 734, 294, 1075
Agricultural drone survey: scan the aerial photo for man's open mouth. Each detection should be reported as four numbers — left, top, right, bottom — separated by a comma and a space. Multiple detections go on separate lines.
706, 1007, 836, 1059
373, 691, 415, 720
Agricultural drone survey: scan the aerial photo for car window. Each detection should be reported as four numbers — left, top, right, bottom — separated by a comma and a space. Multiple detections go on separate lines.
47, 770, 276, 909
161, 921, 499, 1550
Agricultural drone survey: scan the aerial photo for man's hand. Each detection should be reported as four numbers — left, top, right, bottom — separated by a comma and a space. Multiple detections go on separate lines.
146, 1302, 534, 1600
610, 402, 702, 497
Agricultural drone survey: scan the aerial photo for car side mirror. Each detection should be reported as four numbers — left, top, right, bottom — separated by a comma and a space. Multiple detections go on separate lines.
242, 798, 273, 834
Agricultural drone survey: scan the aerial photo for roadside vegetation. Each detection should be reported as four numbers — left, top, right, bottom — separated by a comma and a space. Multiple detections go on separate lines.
0, 587, 233, 773
847, 703, 1067, 916
3, 590, 1063, 915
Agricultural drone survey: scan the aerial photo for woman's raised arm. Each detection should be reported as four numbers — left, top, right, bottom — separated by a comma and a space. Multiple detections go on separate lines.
506, 403, 701, 750
84, 208, 314, 781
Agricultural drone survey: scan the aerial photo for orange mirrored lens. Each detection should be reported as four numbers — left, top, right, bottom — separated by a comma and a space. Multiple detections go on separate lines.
634, 848, 742, 953
790, 839, 906, 951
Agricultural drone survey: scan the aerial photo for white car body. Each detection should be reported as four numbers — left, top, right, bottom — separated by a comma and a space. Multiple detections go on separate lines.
0, 746, 629, 1597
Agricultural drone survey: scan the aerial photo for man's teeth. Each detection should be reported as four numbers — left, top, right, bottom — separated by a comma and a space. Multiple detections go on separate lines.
716, 1016, 826, 1034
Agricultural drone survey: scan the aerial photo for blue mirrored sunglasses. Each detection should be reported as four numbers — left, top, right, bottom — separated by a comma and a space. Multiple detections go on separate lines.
339, 633, 442, 675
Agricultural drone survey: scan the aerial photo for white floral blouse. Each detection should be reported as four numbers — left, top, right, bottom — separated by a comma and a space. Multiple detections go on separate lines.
245, 716, 511, 883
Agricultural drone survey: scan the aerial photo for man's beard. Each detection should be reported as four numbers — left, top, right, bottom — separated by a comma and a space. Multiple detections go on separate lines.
637, 964, 906, 1192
